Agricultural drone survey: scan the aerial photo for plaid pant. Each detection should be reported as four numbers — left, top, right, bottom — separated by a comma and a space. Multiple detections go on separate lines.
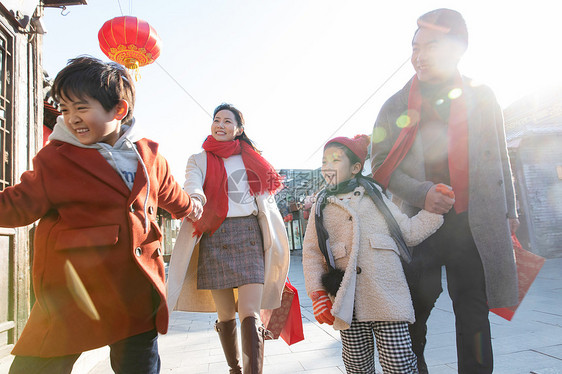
340, 320, 418, 374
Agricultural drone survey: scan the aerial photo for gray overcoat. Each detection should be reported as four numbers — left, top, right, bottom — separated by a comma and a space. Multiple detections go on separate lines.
371, 76, 518, 308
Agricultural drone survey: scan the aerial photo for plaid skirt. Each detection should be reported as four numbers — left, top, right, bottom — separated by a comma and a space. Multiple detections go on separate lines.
197, 215, 265, 290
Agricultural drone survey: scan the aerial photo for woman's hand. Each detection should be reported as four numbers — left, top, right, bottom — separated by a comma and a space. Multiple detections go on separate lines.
187, 198, 203, 222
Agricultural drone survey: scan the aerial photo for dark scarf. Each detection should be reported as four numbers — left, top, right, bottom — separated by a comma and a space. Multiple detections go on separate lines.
373, 73, 469, 213
193, 136, 283, 237
314, 175, 411, 295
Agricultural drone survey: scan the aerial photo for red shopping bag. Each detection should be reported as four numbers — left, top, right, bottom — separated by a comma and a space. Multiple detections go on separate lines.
279, 280, 304, 345
490, 234, 545, 321
260, 280, 304, 345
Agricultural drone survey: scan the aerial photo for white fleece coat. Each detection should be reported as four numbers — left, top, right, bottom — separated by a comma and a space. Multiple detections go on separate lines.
166, 151, 290, 313
302, 186, 443, 330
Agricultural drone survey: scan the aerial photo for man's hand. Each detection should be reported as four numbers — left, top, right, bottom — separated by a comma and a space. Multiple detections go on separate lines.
509, 218, 520, 234
311, 290, 335, 325
187, 198, 203, 222
424, 184, 455, 214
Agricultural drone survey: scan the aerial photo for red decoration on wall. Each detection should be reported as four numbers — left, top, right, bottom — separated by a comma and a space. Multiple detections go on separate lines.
98, 16, 162, 70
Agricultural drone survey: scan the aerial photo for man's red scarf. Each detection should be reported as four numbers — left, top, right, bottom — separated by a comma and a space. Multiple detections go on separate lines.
373, 74, 469, 213
193, 136, 283, 236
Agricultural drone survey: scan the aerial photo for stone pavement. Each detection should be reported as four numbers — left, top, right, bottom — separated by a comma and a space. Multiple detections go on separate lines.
87, 252, 562, 374
1, 251, 560, 373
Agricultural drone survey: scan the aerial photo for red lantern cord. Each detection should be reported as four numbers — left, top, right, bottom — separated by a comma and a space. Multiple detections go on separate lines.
98, 16, 162, 79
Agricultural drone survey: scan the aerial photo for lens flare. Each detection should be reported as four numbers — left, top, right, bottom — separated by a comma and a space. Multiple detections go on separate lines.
448, 88, 463, 100
372, 127, 387, 143
396, 114, 411, 128
396, 109, 420, 129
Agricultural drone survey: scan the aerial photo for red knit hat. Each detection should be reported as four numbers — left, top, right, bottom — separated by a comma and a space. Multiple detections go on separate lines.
324, 134, 371, 167
417, 8, 468, 48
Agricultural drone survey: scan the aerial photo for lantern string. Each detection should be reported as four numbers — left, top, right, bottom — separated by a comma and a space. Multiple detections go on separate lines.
155, 61, 212, 118
304, 56, 410, 163
116, 0, 124, 16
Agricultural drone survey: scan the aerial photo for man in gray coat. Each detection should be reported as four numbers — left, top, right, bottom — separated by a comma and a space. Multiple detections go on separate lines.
371, 8, 519, 374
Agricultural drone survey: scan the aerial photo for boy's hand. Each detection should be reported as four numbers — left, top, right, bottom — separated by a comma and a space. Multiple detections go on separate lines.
424, 184, 455, 214
187, 198, 203, 221
311, 290, 335, 325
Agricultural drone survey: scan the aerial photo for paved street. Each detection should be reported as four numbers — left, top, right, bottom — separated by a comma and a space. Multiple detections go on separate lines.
1, 251, 561, 373
88, 251, 562, 374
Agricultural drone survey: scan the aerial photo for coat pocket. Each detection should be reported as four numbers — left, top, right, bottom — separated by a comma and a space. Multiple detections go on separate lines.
55, 224, 120, 250
368, 234, 399, 255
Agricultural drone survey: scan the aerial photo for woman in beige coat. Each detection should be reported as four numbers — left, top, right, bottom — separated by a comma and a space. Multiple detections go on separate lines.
167, 103, 289, 374
303, 135, 443, 373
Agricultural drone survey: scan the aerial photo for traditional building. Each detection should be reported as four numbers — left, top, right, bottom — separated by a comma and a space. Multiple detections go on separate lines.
277, 168, 324, 250
0, 0, 85, 360
504, 87, 562, 258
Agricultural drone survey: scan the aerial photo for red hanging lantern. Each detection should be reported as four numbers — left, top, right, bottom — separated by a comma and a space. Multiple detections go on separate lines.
98, 16, 162, 72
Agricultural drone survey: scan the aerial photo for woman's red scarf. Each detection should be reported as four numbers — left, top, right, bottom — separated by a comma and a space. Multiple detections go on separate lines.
373, 73, 469, 213
193, 135, 283, 237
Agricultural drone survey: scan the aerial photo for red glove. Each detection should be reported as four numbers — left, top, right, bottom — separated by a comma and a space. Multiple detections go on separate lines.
311, 290, 335, 325
436, 183, 455, 199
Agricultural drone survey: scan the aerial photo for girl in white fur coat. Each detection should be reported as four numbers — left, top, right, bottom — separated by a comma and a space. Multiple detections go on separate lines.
302, 135, 444, 374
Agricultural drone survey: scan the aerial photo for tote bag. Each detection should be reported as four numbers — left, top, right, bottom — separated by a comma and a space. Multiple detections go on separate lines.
260, 280, 304, 345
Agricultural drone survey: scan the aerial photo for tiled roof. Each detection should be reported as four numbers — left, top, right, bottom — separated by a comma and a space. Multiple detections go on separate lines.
504, 86, 562, 141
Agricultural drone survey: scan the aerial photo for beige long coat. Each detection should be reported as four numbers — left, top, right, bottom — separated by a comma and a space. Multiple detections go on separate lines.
166, 151, 290, 313
302, 186, 443, 330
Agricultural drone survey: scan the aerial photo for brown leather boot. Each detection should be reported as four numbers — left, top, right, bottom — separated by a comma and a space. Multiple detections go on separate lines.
240, 316, 265, 374
215, 319, 242, 374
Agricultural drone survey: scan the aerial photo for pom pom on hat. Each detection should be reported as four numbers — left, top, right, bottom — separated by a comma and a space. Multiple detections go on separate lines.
417, 8, 468, 48
325, 134, 371, 167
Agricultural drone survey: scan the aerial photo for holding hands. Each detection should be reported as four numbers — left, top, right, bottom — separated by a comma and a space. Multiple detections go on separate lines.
424, 183, 455, 214
311, 290, 335, 325
187, 197, 203, 222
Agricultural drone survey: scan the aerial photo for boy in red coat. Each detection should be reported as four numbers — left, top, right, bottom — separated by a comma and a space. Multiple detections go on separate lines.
2, 56, 202, 374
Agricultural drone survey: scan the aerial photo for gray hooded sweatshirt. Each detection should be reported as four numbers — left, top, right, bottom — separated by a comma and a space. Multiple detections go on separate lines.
49, 116, 152, 231
49, 115, 144, 190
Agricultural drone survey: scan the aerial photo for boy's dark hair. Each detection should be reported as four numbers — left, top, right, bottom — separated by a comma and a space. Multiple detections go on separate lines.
213, 102, 260, 153
52, 55, 136, 123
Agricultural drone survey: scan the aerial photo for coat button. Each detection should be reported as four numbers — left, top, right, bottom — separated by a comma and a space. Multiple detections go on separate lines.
250, 241, 256, 245
356, 266, 362, 274
135, 247, 142, 256
148, 206, 154, 215
129, 204, 135, 213
222, 245, 228, 249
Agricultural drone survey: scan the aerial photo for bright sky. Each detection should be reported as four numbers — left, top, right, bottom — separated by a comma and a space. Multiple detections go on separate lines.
42, 0, 562, 182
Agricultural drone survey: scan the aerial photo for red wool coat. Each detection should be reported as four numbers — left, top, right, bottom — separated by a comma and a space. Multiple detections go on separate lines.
0, 138, 193, 357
